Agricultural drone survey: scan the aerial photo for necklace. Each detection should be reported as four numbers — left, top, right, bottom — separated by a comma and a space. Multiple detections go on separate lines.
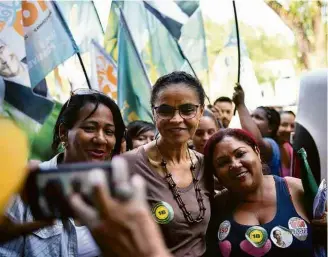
155, 138, 206, 224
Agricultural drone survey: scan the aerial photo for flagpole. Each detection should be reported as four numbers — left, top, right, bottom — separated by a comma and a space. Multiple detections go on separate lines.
77, 52, 92, 89
175, 41, 211, 105
52, 1, 92, 89
232, 0, 241, 115
91, 1, 105, 35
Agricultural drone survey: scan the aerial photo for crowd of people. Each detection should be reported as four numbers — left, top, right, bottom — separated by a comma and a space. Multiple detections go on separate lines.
0, 71, 326, 257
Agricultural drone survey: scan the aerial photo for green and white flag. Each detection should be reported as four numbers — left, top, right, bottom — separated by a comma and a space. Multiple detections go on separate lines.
117, 10, 153, 124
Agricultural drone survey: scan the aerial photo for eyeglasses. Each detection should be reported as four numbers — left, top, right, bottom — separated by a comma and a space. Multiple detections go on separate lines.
66, 88, 104, 107
153, 104, 200, 120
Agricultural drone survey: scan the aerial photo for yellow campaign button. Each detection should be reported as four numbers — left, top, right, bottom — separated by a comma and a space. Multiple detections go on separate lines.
155, 205, 169, 220
249, 230, 264, 243
152, 201, 174, 224
245, 226, 268, 248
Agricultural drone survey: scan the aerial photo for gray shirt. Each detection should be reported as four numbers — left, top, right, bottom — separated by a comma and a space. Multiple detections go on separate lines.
123, 147, 212, 257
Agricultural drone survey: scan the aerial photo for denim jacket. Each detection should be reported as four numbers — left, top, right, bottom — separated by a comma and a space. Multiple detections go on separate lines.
0, 155, 78, 257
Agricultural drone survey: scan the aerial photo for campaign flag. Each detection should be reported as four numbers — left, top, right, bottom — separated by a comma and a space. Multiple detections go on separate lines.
56, 1, 103, 53
21, 1, 78, 88
118, 10, 152, 124
175, 1, 199, 17
104, 1, 122, 62
30, 101, 62, 161
90, 40, 117, 101
0, 78, 54, 150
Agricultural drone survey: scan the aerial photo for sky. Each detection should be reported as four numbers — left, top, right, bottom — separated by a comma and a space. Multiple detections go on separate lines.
94, 0, 295, 44
201, 0, 295, 43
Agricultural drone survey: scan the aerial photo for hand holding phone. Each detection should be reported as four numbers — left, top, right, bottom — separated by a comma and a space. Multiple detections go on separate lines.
69, 157, 172, 257
26, 162, 113, 220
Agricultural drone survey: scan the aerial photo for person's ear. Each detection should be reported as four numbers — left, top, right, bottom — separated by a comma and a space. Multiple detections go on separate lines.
255, 146, 261, 161
59, 123, 68, 144
199, 105, 205, 116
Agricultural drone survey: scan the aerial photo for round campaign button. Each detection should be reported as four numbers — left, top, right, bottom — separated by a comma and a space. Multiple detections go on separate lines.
288, 217, 308, 241
218, 220, 231, 241
270, 226, 293, 248
151, 201, 174, 224
245, 226, 268, 248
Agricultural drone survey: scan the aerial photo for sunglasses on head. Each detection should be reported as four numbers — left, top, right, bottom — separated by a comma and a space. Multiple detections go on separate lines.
66, 88, 106, 107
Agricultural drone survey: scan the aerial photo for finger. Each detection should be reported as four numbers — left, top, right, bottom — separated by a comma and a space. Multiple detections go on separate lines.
111, 157, 133, 201
234, 83, 243, 90
93, 184, 115, 219
130, 174, 147, 207
69, 194, 99, 229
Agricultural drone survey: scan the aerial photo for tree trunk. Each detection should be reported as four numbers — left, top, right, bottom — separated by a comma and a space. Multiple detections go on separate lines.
265, 1, 324, 70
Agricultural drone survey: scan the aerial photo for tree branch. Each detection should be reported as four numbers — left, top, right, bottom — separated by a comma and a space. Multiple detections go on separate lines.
265, 0, 312, 69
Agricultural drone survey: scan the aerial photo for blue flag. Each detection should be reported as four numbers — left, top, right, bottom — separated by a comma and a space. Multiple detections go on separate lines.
22, 1, 78, 88
56, 1, 103, 53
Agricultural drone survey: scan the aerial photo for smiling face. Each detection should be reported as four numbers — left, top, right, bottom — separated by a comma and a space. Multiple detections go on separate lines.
212, 136, 262, 193
193, 116, 218, 154
153, 83, 203, 145
61, 103, 116, 163
278, 113, 295, 142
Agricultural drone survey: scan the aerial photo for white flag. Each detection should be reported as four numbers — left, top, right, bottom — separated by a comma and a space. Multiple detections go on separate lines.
90, 39, 117, 101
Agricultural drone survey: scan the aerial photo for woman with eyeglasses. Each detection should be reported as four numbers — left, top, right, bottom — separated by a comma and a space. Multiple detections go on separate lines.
0, 90, 125, 257
122, 71, 212, 257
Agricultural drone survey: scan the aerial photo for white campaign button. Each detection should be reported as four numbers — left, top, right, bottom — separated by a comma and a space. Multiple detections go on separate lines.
218, 220, 231, 241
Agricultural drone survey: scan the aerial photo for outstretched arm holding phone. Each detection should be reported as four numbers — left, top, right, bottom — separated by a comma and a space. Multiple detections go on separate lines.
69, 157, 172, 257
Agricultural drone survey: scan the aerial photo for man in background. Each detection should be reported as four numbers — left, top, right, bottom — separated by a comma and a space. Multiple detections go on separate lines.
214, 96, 234, 128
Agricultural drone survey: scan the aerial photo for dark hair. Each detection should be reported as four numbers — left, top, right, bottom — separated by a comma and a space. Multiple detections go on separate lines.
214, 96, 233, 105
52, 93, 125, 156
126, 120, 156, 150
257, 106, 281, 138
273, 230, 280, 237
280, 110, 296, 117
151, 71, 205, 107
202, 109, 220, 129
204, 128, 264, 177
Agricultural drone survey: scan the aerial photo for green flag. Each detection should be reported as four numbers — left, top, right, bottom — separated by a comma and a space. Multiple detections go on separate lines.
104, 1, 122, 62
30, 101, 62, 161
179, 7, 209, 89
297, 148, 319, 218
117, 10, 153, 124
104, 1, 194, 84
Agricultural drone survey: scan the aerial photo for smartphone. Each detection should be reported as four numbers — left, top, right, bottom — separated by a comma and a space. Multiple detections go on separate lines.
26, 162, 112, 220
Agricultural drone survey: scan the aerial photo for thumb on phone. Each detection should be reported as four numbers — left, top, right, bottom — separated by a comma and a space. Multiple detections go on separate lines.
111, 157, 133, 201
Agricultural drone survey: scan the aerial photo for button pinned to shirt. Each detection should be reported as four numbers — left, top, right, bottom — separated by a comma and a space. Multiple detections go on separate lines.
245, 226, 268, 248
270, 225, 293, 248
288, 217, 308, 241
152, 201, 174, 224
218, 220, 231, 241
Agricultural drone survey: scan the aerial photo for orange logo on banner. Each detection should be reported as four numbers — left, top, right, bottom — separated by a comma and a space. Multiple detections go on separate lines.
96, 55, 117, 100
0, 1, 48, 36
